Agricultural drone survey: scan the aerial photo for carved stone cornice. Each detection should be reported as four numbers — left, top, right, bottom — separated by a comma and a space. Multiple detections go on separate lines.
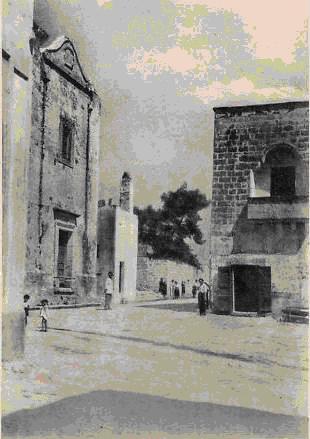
40, 36, 95, 96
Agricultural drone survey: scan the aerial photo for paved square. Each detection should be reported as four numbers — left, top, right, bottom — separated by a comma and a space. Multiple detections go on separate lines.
2, 298, 308, 438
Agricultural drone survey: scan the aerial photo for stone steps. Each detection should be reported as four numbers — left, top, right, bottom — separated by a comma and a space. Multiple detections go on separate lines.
281, 307, 309, 324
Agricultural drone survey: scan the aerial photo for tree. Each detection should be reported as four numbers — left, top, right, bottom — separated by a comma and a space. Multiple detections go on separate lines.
134, 183, 210, 268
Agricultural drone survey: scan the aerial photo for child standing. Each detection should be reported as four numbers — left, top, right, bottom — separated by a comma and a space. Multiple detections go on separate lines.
24, 294, 30, 326
40, 299, 49, 332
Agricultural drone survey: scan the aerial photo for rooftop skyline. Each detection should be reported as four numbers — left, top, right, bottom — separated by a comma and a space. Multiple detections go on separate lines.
35, 0, 308, 207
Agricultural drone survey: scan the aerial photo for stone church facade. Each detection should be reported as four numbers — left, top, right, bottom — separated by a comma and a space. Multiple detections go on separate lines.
25, 34, 101, 305
210, 101, 309, 317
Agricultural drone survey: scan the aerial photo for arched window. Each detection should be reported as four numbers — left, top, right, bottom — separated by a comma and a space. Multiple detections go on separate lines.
252, 144, 307, 198
265, 145, 298, 197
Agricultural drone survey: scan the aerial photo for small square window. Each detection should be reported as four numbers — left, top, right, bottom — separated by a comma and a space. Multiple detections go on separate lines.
59, 116, 74, 165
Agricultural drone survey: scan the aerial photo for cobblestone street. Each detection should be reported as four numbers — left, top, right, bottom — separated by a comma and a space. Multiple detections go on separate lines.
2, 298, 308, 438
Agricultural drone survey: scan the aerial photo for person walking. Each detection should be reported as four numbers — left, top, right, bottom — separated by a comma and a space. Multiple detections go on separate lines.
104, 271, 114, 310
198, 278, 207, 316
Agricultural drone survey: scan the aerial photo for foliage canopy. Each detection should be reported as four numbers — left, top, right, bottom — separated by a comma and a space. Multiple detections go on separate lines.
134, 183, 209, 268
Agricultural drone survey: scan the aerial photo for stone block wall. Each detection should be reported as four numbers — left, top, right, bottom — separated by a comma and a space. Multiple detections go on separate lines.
137, 257, 199, 293
210, 101, 309, 314
212, 101, 309, 253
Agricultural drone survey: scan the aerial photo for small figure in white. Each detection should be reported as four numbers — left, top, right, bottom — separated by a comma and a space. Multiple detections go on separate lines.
40, 299, 49, 332
104, 271, 114, 310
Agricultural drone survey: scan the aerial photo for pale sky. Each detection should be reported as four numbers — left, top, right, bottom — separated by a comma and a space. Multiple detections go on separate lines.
35, 0, 308, 207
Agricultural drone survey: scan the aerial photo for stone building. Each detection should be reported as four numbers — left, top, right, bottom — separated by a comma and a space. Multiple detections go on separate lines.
97, 173, 138, 303
25, 33, 101, 305
210, 101, 309, 316
2, 0, 35, 359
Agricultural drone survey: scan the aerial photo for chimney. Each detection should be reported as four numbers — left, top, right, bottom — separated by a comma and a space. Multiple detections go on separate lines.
119, 172, 133, 213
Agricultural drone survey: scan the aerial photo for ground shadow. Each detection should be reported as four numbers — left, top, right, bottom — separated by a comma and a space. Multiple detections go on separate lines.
138, 301, 199, 313
2, 390, 307, 438
45, 327, 301, 370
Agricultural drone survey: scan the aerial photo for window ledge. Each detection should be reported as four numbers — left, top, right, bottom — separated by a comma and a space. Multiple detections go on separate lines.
248, 196, 308, 220
248, 195, 308, 204
55, 158, 73, 168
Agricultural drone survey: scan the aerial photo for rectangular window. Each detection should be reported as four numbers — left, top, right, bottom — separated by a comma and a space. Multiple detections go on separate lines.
59, 116, 74, 165
270, 166, 295, 197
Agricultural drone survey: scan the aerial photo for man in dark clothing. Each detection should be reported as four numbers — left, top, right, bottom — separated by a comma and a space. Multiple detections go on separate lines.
198, 278, 207, 316
159, 278, 167, 297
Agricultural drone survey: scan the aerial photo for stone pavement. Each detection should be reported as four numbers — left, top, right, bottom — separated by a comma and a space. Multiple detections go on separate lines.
2, 298, 308, 438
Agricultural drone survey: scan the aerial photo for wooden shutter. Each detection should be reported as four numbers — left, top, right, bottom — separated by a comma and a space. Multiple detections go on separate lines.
214, 266, 232, 314
257, 266, 271, 315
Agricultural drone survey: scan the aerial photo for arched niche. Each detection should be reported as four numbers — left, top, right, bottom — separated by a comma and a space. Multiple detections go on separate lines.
250, 143, 308, 198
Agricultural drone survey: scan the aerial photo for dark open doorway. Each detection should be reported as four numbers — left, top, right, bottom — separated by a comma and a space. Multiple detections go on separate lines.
233, 265, 271, 314
57, 229, 73, 288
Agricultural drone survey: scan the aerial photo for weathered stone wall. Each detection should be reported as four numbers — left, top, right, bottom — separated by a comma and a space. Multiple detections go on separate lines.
137, 257, 199, 293
210, 101, 309, 315
2, 0, 34, 360
97, 206, 116, 301
25, 38, 100, 305
114, 207, 138, 301
97, 205, 138, 303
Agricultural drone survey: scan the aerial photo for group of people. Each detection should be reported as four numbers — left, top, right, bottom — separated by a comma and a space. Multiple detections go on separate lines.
159, 277, 211, 316
24, 272, 210, 334
159, 278, 188, 299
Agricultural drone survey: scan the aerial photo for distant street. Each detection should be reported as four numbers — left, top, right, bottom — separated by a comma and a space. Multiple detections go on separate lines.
2, 297, 308, 439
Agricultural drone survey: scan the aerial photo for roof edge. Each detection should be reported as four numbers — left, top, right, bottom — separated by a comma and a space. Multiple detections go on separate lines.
213, 100, 309, 113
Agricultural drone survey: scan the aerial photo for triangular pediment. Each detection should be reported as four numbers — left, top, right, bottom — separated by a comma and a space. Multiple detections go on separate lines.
41, 36, 91, 91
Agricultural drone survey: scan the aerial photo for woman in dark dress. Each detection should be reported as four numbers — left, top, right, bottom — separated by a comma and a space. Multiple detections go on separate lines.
181, 281, 186, 297
162, 279, 167, 298
174, 282, 180, 299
